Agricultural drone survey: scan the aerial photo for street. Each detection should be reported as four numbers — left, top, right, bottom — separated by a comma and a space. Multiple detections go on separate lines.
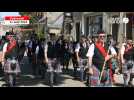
0, 55, 131, 87
0, 56, 86, 87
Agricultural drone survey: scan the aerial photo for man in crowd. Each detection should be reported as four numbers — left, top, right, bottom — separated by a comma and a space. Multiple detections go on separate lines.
44, 35, 61, 87
86, 31, 117, 86
74, 35, 89, 82
119, 40, 134, 86
3, 31, 21, 87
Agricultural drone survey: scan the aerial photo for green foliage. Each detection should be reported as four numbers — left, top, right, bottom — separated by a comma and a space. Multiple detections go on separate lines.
19, 12, 46, 39
19, 12, 38, 24
38, 32, 44, 39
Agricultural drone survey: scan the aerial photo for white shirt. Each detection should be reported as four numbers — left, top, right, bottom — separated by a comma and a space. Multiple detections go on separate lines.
35, 43, 48, 55
35, 45, 39, 55
120, 43, 126, 55
86, 43, 95, 58
86, 44, 117, 58
44, 43, 48, 53
74, 42, 87, 53
3, 42, 8, 53
28, 41, 32, 48
75, 43, 80, 52
109, 46, 117, 55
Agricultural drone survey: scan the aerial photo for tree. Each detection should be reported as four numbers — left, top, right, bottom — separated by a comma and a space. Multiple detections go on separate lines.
19, 12, 39, 24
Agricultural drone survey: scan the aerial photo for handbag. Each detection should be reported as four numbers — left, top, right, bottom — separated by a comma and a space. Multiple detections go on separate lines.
113, 74, 124, 84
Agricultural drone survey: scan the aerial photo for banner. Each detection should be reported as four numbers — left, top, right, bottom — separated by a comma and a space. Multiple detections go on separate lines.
3, 16, 30, 25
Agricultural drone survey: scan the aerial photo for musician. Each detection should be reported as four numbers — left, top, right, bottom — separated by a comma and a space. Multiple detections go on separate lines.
86, 31, 117, 87
75, 35, 89, 81
120, 40, 134, 86
3, 32, 21, 87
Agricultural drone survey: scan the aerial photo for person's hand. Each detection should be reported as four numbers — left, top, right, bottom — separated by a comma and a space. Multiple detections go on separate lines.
89, 67, 93, 75
2, 62, 4, 67
86, 67, 93, 75
121, 60, 125, 65
105, 55, 110, 61
77, 58, 80, 63
44, 59, 48, 64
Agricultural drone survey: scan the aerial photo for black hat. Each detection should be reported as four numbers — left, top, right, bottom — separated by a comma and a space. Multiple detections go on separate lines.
6, 32, 10, 36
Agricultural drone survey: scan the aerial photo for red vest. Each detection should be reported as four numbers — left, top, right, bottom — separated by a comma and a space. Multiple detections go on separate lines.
6, 35, 16, 54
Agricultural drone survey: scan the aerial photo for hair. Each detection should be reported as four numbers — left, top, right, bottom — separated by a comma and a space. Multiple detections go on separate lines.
2, 36, 6, 40
81, 35, 86, 39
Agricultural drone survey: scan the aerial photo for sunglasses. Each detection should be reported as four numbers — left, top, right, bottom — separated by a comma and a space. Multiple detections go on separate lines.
99, 36, 105, 38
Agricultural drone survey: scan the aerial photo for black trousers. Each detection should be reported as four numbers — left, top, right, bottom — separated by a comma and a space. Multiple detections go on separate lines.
5, 73, 16, 87
39, 63, 47, 79
0, 63, 4, 76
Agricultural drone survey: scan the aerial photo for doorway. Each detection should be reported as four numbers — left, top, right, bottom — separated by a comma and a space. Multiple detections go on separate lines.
76, 22, 80, 41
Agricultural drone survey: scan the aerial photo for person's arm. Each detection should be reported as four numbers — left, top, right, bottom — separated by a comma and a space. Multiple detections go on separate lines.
108, 46, 117, 59
44, 44, 48, 64
35, 46, 39, 55
86, 44, 95, 75
2, 43, 8, 66
75, 43, 80, 62
120, 45, 125, 64
35, 46, 39, 64
104, 46, 117, 61
86, 44, 95, 68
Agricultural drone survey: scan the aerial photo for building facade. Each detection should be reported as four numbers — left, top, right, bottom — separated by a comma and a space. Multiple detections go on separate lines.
72, 12, 134, 44
38, 12, 63, 38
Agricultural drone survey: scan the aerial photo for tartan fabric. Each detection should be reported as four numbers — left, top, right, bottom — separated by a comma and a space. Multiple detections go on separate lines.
4, 59, 21, 73
78, 59, 88, 68
122, 60, 134, 74
47, 58, 62, 73
90, 65, 110, 86
90, 66, 100, 86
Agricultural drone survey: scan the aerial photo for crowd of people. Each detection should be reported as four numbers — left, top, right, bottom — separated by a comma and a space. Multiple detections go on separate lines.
0, 30, 134, 87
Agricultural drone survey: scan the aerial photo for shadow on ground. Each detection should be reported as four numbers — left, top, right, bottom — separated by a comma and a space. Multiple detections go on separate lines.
15, 71, 75, 87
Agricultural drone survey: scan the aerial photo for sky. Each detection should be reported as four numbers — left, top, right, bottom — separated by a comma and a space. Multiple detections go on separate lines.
0, 12, 20, 18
